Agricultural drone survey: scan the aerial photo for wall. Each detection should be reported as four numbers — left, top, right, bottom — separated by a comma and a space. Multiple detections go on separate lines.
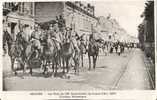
3, 2, 34, 40
35, 2, 64, 23
64, 3, 97, 35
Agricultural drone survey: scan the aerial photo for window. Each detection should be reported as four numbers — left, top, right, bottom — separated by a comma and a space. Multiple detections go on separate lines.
30, 3, 33, 15
22, 3, 24, 13
18, 3, 21, 12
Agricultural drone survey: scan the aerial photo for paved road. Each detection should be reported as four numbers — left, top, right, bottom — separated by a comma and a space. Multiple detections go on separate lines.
3, 48, 154, 90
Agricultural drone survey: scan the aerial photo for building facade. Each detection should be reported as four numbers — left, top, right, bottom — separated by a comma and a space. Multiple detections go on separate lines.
35, 1, 97, 36
3, 2, 35, 40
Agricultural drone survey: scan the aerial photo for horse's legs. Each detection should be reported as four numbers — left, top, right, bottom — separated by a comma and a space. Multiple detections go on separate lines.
62, 58, 65, 74
54, 62, 57, 77
81, 53, 83, 67
66, 59, 69, 73
23, 61, 26, 74
88, 55, 91, 70
3, 43, 7, 56
29, 63, 33, 75
93, 55, 97, 69
75, 57, 79, 75
42, 59, 46, 75
93, 56, 95, 69
58, 52, 62, 68
54, 64, 57, 77
73, 57, 76, 75
11, 58, 14, 72
21, 56, 26, 74
11, 57, 17, 75
43, 60, 48, 74
52, 62, 55, 73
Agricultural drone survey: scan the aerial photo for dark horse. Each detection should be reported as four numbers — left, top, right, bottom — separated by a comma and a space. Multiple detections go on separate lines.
10, 41, 25, 75
24, 33, 59, 76
3, 30, 27, 75
41, 34, 59, 76
61, 42, 74, 74
87, 35, 99, 70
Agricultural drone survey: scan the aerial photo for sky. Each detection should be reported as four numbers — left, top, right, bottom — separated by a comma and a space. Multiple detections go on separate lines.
88, 0, 146, 37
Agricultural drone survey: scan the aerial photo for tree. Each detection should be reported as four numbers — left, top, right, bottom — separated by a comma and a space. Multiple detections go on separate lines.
143, 1, 154, 42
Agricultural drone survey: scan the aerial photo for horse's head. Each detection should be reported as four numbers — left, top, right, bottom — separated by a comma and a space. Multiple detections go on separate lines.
5, 31, 13, 43
9, 41, 23, 57
79, 41, 87, 54
88, 41, 99, 54
43, 34, 56, 52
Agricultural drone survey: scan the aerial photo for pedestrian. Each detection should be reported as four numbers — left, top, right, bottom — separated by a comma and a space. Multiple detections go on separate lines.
117, 45, 121, 56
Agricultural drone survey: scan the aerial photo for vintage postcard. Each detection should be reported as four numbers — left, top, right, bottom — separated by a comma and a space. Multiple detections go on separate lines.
2, 0, 155, 91
1, 0, 156, 99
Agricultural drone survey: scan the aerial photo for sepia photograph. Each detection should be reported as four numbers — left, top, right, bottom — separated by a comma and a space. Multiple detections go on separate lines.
2, 0, 155, 91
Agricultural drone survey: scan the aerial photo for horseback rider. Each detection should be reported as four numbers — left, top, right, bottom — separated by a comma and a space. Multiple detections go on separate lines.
64, 27, 80, 53
14, 24, 29, 71
71, 30, 80, 52
57, 15, 66, 32
30, 23, 41, 58
16, 24, 29, 48
65, 27, 72, 43
48, 23, 62, 51
89, 32, 98, 45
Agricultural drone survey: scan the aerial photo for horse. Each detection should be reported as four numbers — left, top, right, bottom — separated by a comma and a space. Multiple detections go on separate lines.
61, 42, 74, 74
9, 41, 25, 75
3, 30, 27, 75
41, 33, 60, 76
25, 41, 41, 75
87, 39, 99, 70
61, 37, 80, 75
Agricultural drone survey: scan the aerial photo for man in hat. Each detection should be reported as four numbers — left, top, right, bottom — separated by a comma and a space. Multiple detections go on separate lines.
58, 15, 66, 32
30, 24, 41, 58
48, 24, 55, 37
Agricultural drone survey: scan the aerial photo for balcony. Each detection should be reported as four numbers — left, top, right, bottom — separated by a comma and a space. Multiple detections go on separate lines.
3, 3, 20, 16
65, 1, 96, 19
